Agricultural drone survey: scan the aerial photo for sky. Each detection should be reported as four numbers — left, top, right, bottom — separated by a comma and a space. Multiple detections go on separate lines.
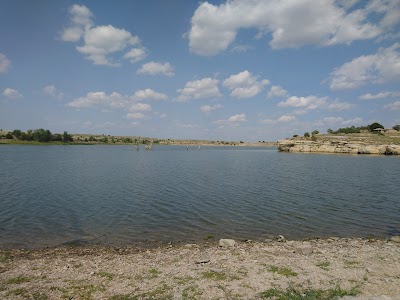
1, 0, 400, 142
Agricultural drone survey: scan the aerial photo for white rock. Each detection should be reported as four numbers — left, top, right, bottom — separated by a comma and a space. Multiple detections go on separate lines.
390, 236, 400, 243
219, 239, 236, 247
294, 243, 313, 255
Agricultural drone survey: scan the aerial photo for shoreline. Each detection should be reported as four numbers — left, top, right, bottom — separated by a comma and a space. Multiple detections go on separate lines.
1, 237, 399, 299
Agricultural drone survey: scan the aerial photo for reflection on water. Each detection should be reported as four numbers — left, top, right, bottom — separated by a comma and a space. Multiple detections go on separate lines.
0, 145, 399, 248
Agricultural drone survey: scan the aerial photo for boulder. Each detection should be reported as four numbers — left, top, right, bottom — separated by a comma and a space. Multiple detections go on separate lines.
294, 243, 313, 255
390, 236, 400, 243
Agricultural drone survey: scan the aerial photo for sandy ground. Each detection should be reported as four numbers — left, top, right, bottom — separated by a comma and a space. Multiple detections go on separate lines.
1, 237, 400, 300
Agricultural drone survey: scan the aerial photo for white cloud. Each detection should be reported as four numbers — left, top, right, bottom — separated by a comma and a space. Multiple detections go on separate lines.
200, 104, 223, 113
322, 116, 363, 125
0, 53, 11, 74
123, 47, 147, 63
230, 45, 253, 53
133, 89, 168, 101
223, 70, 269, 98
330, 43, 400, 90
176, 123, 200, 129
277, 115, 296, 122
278, 95, 327, 110
188, 0, 394, 56
127, 112, 145, 119
177, 78, 221, 101
61, 4, 143, 66
129, 103, 151, 112
43, 85, 64, 100
359, 91, 392, 100
267, 85, 288, 98
67, 91, 130, 108
3, 88, 23, 99
384, 101, 400, 110
213, 113, 246, 127
137, 61, 174, 76
327, 101, 353, 111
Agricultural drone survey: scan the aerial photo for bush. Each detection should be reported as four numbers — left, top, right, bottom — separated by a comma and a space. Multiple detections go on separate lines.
304, 132, 310, 137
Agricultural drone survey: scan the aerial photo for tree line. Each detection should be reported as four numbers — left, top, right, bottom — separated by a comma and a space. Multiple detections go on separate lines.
3, 129, 73, 143
326, 122, 400, 134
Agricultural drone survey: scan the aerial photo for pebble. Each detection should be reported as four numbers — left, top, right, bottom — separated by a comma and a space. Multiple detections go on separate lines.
390, 236, 400, 243
194, 258, 210, 264
294, 243, 314, 255
210, 268, 223, 273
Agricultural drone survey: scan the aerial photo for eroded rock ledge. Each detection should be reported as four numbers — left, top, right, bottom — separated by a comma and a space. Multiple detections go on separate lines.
277, 139, 400, 155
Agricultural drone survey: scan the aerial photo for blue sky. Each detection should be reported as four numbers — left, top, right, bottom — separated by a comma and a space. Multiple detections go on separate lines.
1, 0, 399, 141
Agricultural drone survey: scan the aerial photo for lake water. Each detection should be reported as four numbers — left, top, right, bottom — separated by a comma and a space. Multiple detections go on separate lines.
0, 145, 399, 249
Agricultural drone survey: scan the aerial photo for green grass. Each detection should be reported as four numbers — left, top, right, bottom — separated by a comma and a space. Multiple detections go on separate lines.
0, 251, 12, 263
344, 260, 362, 268
4, 276, 32, 284
6, 288, 48, 299
202, 271, 228, 281
316, 261, 330, 271
259, 285, 359, 299
148, 268, 161, 278
174, 275, 195, 285
143, 283, 173, 300
268, 266, 298, 277
95, 271, 114, 280
182, 285, 203, 300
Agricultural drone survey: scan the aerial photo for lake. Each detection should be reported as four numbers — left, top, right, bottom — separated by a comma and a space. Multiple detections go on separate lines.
0, 145, 399, 249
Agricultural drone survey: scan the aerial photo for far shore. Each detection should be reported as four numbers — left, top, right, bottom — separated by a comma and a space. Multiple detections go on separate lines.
1, 237, 399, 299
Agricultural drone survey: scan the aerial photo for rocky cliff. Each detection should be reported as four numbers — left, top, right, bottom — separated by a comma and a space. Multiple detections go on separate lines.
277, 139, 400, 155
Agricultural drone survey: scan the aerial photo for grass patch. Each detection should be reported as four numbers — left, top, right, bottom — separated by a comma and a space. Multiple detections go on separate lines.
4, 275, 32, 284
316, 261, 330, 271
202, 271, 227, 281
259, 285, 359, 299
148, 268, 161, 278
0, 251, 12, 263
61, 283, 105, 300
6, 288, 48, 299
143, 283, 172, 299
182, 285, 203, 300
109, 294, 139, 300
344, 260, 362, 268
268, 266, 298, 277
95, 271, 114, 280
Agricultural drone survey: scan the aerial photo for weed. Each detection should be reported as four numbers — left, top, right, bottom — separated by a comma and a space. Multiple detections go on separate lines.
316, 261, 330, 271
259, 285, 360, 299
109, 294, 139, 300
6, 288, 48, 299
96, 271, 114, 280
61, 283, 105, 300
182, 285, 203, 300
268, 266, 298, 277
344, 260, 361, 268
5, 275, 32, 284
144, 283, 172, 299
204, 233, 215, 240
0, 251, 12, 263
148, 268, 161, 278
202, 271, 227, 281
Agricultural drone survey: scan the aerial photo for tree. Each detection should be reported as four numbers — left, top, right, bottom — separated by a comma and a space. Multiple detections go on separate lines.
304, 132, 310, 137
312, 130, 319, 135
12, 129, 22, 139
393, 125, 400, 131
327, 128, 334, 134
368, 122, 384, 131
63, 131, 72, 143
5, 132, 13, 139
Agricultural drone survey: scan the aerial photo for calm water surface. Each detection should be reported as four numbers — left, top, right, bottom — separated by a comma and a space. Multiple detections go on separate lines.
0, 145, 399, 248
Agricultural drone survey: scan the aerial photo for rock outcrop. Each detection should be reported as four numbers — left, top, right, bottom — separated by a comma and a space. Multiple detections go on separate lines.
277, 139, 400, 155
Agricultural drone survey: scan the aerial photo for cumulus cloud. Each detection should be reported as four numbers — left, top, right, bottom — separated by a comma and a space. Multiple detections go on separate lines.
359, 91, 393, 100
330, 43, 400, 90
322, 116, 363, 125
177, 78, 221, 102
61, 4, 143, 66
200, 104, 223, 113
213, 113, 246, 127
66, 91, 130, 108
278, 95, 327, 110
327, 101, 353, 111
123, 47, 147, 63
277, 115, 296, 122
3, 88, 23, 99
127, 112, 145, 119
223, 70, 269, 98
188, 0, 395, 55
133, 89, 168, 101
43, 85, 64, 100
0, 53, 11, 74
384, 101, 400, 110
267, 85, 288, 98
260, 115, 296, 124
129, 103, 152, 112
137, 61, 174, 76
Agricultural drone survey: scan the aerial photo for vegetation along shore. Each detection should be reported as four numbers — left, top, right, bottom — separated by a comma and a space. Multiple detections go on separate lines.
1, 237, 400, 299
